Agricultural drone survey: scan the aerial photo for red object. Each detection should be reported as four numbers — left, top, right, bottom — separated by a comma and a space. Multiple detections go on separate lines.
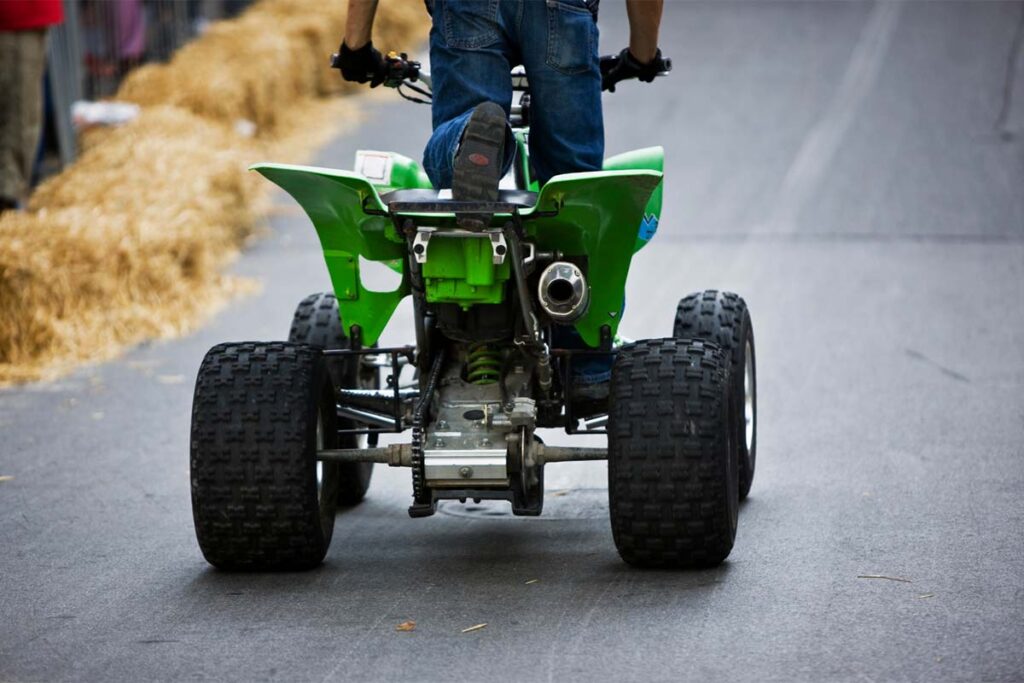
0, 0, 64, 31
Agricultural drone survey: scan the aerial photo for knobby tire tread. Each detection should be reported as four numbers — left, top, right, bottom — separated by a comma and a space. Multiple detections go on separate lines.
608, 338, 738, 568
191, 342, 333, 571
289, 292, 373, 506
674, 290, 756, 499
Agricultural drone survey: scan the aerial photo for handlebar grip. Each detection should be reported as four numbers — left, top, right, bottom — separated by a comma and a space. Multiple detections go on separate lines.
382, 51, 421, 87
329, 49, 420, 88
600, 50, 672, 91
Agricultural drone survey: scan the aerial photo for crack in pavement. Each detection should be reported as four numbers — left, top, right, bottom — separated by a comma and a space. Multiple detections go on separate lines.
905, 348, 971, 383
995, 1, 1024, 136
763, 0, 903, 234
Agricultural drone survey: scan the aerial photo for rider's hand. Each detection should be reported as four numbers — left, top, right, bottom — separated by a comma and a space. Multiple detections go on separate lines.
600, 47, 670, 92
337, 40, 386, 88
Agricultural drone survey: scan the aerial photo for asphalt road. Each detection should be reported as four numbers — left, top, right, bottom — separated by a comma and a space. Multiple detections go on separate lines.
3, 2, 1024, 681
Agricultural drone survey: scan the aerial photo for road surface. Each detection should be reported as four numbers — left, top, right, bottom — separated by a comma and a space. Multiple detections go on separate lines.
2, 2, 1023, 680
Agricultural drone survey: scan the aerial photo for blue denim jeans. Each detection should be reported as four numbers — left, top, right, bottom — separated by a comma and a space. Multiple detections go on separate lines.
423, 0, 604, 188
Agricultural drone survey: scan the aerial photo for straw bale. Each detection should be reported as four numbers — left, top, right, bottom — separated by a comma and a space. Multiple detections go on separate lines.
0, 0, 427, 385
0, 107, 258, 378
117, 0, 427, 132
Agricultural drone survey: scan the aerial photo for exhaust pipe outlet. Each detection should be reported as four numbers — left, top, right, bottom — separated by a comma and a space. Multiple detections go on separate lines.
537, 262, 589, 323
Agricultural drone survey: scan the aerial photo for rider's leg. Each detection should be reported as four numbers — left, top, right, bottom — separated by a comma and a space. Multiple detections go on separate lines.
520, 1, 610, 384
423, 0, 517, 190
518, 0, 604, 186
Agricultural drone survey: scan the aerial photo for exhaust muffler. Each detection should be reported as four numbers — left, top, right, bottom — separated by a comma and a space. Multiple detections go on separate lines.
537, 262, 589, 323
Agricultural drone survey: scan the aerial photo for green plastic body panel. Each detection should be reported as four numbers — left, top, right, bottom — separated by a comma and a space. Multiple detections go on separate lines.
252, 154, 663, 348
511, 135, 663, 253
251, 163, 407, 346
356, 150, 434, 194
422, 238, 511, 307
356, 151, 434, 274
522, 170, 662, 346
514, 131, 540, 192
358, 151, 511, 306
382, 169, 662, 345
603, 146, 664, 253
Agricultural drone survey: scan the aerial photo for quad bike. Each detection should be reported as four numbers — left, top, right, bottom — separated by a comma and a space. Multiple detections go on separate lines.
190, 52, 757, 570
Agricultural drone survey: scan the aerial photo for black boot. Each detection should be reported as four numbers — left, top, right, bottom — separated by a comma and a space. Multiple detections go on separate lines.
452, 102, 506, 210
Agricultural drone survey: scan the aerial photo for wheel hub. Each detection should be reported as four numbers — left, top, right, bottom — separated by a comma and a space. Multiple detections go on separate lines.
744, 340, 754, 452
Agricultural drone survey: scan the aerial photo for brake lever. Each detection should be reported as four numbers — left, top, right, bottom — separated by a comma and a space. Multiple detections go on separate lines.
382, 51, 421, 88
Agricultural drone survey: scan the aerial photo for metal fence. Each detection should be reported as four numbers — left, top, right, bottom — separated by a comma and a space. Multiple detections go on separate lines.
42, 0, 254, 172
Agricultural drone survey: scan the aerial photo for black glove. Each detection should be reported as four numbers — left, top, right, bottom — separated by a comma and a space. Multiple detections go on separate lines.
335, 40, 386, 88
600, 47, 670, 92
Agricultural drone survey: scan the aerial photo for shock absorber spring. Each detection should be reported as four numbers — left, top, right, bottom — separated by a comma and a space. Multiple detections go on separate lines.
465, 343, 501, 385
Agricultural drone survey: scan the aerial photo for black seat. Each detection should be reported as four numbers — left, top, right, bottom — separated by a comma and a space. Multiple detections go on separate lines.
380, 188, 538, 209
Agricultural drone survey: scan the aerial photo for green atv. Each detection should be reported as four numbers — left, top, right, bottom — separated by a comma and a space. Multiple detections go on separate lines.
190, 54, 757, 570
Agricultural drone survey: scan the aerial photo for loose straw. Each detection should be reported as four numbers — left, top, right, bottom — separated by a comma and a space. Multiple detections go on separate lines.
0, 0, 427, 385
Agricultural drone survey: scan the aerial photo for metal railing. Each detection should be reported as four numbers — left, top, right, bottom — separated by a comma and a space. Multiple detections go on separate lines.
42, 0, 255, 170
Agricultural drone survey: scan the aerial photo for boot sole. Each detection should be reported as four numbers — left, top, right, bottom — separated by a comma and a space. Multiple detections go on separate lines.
452, 102, 506, 204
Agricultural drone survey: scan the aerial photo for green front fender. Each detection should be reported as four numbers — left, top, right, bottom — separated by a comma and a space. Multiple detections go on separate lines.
251, 163, 408, 346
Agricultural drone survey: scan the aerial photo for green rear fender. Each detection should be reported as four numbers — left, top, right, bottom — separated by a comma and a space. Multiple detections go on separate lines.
524, 168, 663, 346
251, 163, 408, 346
252, 158, 664, 349
603, 146, 664, 253
352, 150, 433, 193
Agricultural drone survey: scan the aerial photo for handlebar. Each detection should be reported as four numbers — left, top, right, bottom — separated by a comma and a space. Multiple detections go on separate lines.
600, 50, 672, 93
379, 51, 423, 87
328, 50, 422, 89
328, 51, 669, 100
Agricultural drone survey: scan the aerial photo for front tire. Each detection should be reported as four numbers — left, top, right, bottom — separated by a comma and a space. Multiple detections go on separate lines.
608, 338, 739, 568
674, 290, 757, 499
289, 292, 375, 506
190, 342, 337, 570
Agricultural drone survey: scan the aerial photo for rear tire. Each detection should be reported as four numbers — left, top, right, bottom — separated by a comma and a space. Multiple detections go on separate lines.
191, 342, 337, 570
290, 292, 375, 506
608, 338, 739, 568
674, 290, 757, 499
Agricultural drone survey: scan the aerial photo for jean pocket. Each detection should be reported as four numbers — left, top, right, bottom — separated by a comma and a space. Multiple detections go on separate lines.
546, 0, 597, 75
440, 0, 501, 50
